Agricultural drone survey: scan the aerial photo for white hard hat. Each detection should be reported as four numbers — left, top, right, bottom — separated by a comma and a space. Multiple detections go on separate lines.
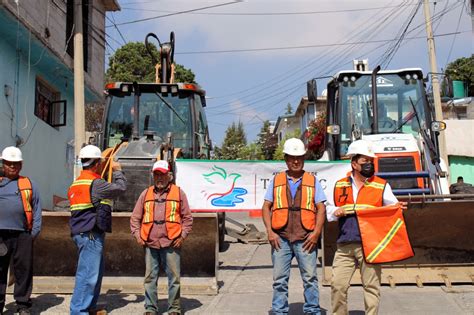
283, 138, 306, 156
346, 140, 376, 158
0, 146, 23, 162
152, 160, 170, 173
79, 145, 102, 159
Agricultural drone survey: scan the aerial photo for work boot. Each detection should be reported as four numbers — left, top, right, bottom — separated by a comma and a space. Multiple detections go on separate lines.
168, 313, 180, 315
88, 309, 107, 315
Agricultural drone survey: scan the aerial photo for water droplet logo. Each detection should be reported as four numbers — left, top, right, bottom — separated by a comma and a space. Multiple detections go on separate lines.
203, 165, 248, 207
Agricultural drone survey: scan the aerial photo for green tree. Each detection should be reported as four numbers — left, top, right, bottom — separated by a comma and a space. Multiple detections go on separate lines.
444, 55, 474, 96
238, 142, 259, 160
105, 42, 196, 83
255, 120, 277, 160
219, 122, 247, 160
273, 128, 301, 160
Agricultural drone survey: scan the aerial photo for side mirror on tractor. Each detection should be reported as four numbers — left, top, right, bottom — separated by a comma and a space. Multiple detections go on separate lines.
307, 79, 318, 104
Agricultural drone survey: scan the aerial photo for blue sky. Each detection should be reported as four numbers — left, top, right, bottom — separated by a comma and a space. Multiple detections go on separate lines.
105, 0, 472, 146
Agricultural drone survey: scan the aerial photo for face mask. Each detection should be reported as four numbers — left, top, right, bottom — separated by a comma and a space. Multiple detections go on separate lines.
359, 162, 375, 178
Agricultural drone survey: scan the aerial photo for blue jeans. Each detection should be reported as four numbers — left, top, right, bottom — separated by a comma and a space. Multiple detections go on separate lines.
271, 237, 321, 315
70, 231, 105, 315
144, 247, 181, 314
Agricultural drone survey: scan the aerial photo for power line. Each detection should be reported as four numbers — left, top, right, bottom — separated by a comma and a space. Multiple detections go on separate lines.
379, 0, 423, 68
119, 2, 423, 15
206, 21, 464, 119
207, 2, 420, 113
444, 1, 466, 67
111, 1, 243, 27
206, 28, 464, 118
106, 13, 127, 45
176, 34, 462, 55
208, 0, 407, 100
373, 0, 462, 66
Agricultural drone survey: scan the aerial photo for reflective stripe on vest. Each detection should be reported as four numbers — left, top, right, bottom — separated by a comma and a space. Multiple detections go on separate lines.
271, 172, 317, 231
140, 184, 182, 241
356, 204, 414, 264
68, 170, 101, 212
334, 175, 386, 214
100, 199, 113, 206
18, 177, 33, 231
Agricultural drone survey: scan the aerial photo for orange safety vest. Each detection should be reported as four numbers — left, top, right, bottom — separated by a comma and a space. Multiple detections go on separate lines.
18, 176, 33, 231
333, 174, 386, 214
68, 170, 101, 212
140, 184, 182, 241
272, 172, 317, 231
356, 204, 414, 264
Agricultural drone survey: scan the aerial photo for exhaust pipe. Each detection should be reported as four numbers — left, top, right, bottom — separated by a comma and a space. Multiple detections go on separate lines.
371, 65, 381, 134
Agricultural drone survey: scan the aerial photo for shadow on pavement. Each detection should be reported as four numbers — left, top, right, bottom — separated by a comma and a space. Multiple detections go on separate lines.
102, 290, 202, 314
33, 294, 65, 314
182, 297, 203, 313
4, 294, 65, 315
101, 289, 145, 313
157, 297, 203, 314
267, 303, 328, 314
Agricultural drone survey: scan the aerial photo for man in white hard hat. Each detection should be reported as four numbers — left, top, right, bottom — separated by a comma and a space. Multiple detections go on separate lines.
326, 139, 404, 315
68, 145, 127, 315
262, 138, 326, 315
0, 146, 41, 315
130, 160, 193, 315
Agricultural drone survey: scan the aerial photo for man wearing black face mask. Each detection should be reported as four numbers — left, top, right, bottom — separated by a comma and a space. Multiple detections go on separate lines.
326, 140, 402, 315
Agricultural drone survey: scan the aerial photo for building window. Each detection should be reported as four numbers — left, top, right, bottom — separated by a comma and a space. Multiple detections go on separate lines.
307, 104, 315, 123
35, 78, 67, 127
66, 0, 90, 72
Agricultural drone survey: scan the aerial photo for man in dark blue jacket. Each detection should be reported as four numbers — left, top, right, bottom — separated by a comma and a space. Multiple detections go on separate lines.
68, 145, 126, 315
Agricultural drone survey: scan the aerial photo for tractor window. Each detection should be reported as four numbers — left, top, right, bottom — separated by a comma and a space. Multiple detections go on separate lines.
194, 94, 210, 158
104, 92, 193, 154
336, 73, 428, 155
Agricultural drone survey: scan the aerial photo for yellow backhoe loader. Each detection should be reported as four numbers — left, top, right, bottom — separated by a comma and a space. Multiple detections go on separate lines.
34, 32, 222, 294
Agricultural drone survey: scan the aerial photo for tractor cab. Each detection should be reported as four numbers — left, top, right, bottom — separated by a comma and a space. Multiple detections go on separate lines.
102, 82, 210, 159
323, 67, 447, 195
325, 68, 433, 159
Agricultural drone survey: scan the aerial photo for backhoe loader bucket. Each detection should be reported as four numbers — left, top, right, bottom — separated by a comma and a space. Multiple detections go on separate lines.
322, 196, 474, 287
33, 212, 218, 294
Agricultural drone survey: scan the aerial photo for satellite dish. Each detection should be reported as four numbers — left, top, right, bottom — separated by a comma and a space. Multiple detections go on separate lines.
307, 79, 317, 103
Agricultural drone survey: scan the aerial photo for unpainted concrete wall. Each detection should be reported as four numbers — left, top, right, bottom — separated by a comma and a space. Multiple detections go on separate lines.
1, 0, 107, 98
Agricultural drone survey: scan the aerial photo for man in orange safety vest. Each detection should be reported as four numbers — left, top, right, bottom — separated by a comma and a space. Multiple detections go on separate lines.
326, 139, 406, 315
130, 160, 193, 315
262, 138, 327, 315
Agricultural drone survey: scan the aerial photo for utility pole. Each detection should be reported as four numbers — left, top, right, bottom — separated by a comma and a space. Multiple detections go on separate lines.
423, 0, 448, 167
73, 0, 86, 178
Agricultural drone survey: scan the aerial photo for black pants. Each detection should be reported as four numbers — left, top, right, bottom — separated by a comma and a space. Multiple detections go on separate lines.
0, 231, 33, 311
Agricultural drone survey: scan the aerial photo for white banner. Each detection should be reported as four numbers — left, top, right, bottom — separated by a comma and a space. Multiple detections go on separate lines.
175, 160, 351, 211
